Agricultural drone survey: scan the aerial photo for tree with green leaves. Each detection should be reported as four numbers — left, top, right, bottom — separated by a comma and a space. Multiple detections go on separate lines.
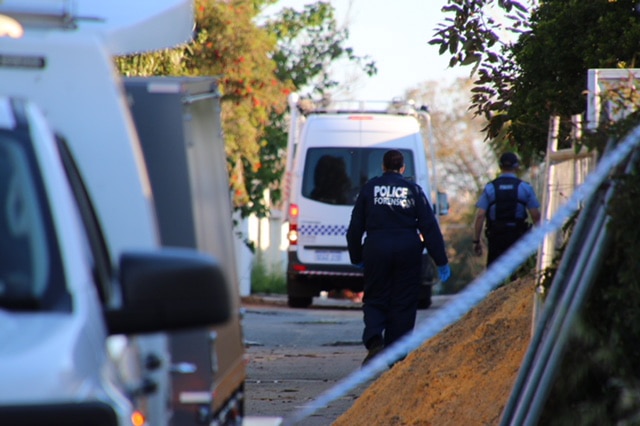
118, 0, 290, 210
430, 0, 533, 158
250, 1, 376, 217
265, 2, 376, 98
117, 0, 375, 220
188, 0, 293, 212
431, 0, 640, 165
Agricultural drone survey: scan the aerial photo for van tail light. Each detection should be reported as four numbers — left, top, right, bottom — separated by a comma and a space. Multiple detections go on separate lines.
289, 203, 299, 220
288, 223, 298, 246
293, 264, 307, 272
288, 203, 299, 246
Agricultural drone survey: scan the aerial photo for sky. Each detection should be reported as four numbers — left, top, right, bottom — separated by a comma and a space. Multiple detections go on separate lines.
263, 0, 469, 101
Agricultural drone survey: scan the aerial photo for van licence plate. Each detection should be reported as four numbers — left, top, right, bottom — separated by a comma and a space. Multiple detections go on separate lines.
315, 250, 342, 262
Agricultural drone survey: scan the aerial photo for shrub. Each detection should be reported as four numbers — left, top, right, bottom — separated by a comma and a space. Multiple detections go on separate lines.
251, 259, 286, 294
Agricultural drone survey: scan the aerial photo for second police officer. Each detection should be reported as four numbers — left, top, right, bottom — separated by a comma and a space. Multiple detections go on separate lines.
473, 151, 541, 269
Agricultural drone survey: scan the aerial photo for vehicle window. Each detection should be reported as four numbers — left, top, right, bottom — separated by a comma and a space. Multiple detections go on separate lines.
301, 148, 415, 206
0, 133, 69, 311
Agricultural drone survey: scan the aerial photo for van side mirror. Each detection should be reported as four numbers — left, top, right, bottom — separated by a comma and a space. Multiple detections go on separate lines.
436, 191, 449, 216
105, 248, 231, 335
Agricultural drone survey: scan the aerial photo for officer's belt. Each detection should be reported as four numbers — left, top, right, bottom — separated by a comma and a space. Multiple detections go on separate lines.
367, 228, 417, 234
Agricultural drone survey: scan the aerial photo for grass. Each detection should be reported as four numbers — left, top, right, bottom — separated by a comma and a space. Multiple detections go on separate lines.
250, 259, 286, 294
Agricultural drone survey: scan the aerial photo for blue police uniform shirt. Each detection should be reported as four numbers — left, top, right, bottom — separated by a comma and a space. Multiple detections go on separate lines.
346, 171, 448, 267
476, 172, 540, 221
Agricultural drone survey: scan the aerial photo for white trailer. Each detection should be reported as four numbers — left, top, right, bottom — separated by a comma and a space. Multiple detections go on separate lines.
124, 77, 246, 425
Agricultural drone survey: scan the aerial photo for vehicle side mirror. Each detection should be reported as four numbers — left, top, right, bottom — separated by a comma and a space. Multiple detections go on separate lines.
105, 248, 231, 335
436, 191, 449, 216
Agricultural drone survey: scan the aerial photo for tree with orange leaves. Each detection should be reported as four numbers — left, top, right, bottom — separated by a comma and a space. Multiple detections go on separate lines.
117, 0, 375, 220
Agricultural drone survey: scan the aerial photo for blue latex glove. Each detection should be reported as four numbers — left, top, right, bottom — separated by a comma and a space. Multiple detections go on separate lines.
437, 264, 451, 283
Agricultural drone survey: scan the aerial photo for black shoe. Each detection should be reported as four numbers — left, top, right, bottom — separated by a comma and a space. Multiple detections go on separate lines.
362, 338, 384, 366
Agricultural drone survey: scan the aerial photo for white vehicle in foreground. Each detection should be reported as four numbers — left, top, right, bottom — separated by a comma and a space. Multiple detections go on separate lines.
0, 96, 230, 425
0, 1, 248, 425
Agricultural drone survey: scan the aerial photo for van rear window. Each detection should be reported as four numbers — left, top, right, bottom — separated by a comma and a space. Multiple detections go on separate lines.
301, 148, 415, 206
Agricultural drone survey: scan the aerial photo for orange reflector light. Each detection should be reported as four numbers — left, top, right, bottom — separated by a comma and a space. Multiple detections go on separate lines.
131, 410, 145, 426
293, 264, 307, 272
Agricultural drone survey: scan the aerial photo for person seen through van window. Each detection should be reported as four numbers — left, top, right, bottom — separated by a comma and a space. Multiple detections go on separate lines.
310, 155, 351, 205
346, 149, 450, 367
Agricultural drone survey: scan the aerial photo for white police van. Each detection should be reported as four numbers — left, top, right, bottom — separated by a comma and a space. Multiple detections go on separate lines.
283, 95, 448, 308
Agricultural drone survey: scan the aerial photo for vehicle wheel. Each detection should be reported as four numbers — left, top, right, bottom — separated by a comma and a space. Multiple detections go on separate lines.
288, 295, 313, 308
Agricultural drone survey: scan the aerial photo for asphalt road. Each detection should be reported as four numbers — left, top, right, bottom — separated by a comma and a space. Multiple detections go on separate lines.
241, 294, 452, 425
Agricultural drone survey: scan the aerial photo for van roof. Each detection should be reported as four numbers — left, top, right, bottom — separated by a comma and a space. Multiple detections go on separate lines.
305, 113, 421, 132
302, 113, 422, 146
295, 96, 425, 117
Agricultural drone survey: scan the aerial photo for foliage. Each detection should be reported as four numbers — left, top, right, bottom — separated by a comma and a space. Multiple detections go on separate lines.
431, 0, 640, 166
116, 0, 375, 219
539, 140, 640, 425
251, 258, 286, 294
430, 0, 534, 160
254, 2, 377, 214
188, 0, 291, 209
510, 0, 640, 163
523, 114, 640, 423
237, 112, 288, 218
265, 2, 376, 99
116, 49, 187, 76
117, 0, 290, 210
436, 217, 486, 294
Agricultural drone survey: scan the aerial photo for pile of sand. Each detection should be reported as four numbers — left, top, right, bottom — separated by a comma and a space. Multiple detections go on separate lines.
334, 276, 535, 426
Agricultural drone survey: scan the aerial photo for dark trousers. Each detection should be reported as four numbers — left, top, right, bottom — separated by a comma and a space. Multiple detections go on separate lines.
361, 231, 423, 349
487, 231, 523, 266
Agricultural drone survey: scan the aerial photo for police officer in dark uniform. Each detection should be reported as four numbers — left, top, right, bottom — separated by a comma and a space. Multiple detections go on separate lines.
346, 149, 450, 366
473, 152, 541, 266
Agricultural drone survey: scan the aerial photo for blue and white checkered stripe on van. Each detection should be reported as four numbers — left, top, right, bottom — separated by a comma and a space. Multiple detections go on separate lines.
299, 224, 347, 236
